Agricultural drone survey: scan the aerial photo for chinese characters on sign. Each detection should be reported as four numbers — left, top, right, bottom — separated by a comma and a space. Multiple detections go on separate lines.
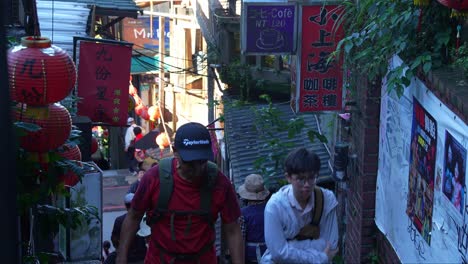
244, 4, 296, 54
77, 42, 132, 126
298, 5, 344, 112
406, 98, 437, 246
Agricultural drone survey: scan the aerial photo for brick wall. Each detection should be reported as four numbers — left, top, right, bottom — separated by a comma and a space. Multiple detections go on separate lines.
345, 76, 382, 263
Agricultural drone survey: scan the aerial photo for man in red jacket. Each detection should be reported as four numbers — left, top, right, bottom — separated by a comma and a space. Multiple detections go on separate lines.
116, 122, 244, 264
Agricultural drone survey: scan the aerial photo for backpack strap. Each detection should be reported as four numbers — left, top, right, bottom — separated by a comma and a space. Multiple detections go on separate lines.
311, 187, 324, 226
147, 157, 173, 226
200, 161, 218, 215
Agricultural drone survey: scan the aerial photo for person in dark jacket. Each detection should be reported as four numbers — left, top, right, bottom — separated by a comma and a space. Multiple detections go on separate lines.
238, 174, 270, 263
110, 193, 147, 264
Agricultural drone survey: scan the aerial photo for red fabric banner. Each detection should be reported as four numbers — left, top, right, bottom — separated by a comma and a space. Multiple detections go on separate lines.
77, 42, 132, 126
299, 5, 344, 112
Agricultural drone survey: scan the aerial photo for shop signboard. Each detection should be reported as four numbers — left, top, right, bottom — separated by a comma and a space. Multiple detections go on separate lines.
77, 41, 132, 126
242, 1, 297, 54
294, 4, 345, 112
122, 16, 170, 51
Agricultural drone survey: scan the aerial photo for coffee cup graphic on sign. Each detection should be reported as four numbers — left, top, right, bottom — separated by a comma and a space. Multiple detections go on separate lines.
256, 29, 284, 50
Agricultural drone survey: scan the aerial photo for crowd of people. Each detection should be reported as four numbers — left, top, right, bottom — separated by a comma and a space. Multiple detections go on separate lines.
103, 121, 339, 264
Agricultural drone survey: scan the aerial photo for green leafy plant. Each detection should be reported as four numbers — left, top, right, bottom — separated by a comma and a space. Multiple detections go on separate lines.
334, 0, 453, 97
219, 60, 253, 101
252, 94, 328, 187
451, 42, 468, 78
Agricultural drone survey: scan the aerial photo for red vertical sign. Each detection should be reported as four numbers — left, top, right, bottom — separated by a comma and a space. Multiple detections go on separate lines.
299, 5, 344, 112
77, 42, 132, 126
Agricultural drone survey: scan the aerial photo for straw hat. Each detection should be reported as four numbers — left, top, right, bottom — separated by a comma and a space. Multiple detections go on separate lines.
238, 174, 270, 201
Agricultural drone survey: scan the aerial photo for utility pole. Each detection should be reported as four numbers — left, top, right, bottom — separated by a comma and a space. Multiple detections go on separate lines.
158, 16, 166, 131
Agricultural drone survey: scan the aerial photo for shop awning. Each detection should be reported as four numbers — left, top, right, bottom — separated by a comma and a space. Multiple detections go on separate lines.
131, 55, 160, 74
131, 55, 173, 74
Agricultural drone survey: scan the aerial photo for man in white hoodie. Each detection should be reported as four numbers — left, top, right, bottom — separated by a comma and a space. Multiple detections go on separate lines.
261, 147, 339, 264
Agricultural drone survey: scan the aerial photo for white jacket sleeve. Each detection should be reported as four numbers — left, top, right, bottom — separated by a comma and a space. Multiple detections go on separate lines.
124, 126, 135, 149
264, 202, 329, 264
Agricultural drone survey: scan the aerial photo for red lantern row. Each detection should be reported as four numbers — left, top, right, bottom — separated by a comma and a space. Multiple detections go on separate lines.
8, 36, 77, 106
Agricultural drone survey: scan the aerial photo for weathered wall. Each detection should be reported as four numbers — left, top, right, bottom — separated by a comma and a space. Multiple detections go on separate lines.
345, 76, 382, 263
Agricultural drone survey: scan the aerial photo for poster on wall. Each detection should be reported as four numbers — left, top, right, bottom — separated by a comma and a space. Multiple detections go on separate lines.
442, 131, 466, 215
376, 55, 468, 263
296, 5, 345, 112
406, 98, 437, 245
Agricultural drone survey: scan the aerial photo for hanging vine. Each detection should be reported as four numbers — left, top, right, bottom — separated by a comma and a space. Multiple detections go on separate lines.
334, 0, 454, 97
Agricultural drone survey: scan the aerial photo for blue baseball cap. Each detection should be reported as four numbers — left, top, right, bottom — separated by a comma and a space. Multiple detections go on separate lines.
174, 122, 213, 162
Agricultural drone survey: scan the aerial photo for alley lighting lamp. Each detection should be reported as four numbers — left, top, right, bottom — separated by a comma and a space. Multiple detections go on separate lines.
8, 36, 77, 106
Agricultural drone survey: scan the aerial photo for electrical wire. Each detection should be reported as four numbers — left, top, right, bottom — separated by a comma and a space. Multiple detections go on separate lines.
133, 50, 212, 78
132, 43, 208, 63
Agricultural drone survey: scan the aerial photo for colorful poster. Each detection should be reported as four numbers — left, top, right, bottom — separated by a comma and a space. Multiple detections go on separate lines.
298, 5, 344, 112
407, 98, 437, 245
243, 3, 296, 54
442, 131, 466, 215
77, 42, 132, 126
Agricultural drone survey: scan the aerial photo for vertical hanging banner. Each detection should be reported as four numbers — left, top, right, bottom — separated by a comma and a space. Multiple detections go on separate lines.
297, 5, 344, 112
77, 42, 132, 126
242, 1, 297, 55
407, 98, 437, 245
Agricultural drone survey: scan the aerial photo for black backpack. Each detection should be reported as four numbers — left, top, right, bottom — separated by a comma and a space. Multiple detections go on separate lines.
146, 157, 219, 262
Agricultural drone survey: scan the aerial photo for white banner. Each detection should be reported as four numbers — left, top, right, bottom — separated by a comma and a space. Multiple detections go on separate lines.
376, 55, 468, 263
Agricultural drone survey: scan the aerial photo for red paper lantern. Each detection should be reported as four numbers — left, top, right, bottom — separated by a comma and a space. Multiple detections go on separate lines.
437, 0, 468, 10
16, 103, 72, 152
129, 83, 138, 96
91, 137, 98, 154
140, 107, 150, 120
156, 132, 170, 149
58, 162, 81, 187
8, 36, 77, 106
58, 143, 82, 161
148, 105, 160, 121
135, 104, 145, 116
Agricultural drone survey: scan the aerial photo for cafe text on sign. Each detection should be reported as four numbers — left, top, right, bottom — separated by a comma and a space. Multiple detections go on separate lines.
242, 3, 297, 54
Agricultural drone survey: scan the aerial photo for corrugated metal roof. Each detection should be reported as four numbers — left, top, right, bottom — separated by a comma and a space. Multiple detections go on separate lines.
37, 0, 90, 57
39, 0, 140, 18
223, 101, 332, 190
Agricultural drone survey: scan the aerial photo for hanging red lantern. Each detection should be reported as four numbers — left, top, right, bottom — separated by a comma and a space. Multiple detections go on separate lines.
156, 132, 170, 149
135, 104, 145, 116
148, 105, 160, 121
58, 161, 82, 187
129, 83, 138, 96
58, 143, 82, 161
140, 106, 150, 120
91, 137, 99, 154
16, 103, 72, 152
8, 36, 77, 106
437, 0, 468, 10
